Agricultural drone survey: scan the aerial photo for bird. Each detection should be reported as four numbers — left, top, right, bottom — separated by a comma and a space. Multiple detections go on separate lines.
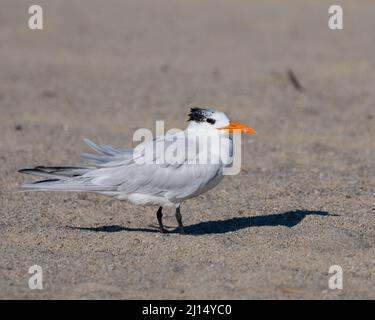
18, 108, 256, 234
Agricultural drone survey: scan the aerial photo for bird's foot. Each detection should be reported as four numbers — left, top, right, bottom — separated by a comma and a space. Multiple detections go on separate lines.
159, 226, 167, 234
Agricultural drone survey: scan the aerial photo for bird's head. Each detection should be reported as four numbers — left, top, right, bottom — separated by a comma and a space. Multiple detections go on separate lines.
187, 107, 256, 134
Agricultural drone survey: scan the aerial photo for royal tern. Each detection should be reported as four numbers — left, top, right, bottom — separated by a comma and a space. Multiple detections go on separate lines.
18, 108, 256, 233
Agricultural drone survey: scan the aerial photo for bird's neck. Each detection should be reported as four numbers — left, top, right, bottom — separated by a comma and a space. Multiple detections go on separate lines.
184, 127, 233, 166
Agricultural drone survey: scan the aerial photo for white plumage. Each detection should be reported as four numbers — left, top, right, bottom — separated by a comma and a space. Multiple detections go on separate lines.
19, 108, 256, 233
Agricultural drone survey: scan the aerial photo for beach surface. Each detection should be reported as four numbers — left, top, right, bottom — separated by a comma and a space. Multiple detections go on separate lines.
0, 0, 374, 299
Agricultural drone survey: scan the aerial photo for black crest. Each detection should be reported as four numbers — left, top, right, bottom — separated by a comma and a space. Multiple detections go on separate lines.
188, 108, 213, 122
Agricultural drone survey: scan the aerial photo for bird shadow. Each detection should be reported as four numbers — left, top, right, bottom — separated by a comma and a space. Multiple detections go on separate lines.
66, 210, 338, 235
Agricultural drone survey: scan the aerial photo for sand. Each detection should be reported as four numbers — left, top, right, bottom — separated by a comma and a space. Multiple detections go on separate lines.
0, 0, 374, 299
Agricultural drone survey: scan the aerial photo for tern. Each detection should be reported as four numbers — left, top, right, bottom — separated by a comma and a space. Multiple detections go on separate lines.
18, 108, 256, 234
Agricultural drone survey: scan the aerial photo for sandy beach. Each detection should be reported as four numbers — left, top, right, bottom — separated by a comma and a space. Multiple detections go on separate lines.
0, 0, 374, 299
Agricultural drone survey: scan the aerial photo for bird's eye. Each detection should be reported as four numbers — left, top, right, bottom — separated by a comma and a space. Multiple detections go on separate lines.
206, 118, 216, 125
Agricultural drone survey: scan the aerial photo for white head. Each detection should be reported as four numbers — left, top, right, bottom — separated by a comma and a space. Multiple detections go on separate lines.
186, 107, 256, 135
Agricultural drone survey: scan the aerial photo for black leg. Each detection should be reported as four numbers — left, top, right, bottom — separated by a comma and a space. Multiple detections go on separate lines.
156, 207, 166, 233
175, 206, 185, 234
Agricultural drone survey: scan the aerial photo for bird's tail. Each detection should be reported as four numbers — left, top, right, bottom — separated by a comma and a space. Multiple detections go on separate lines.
17, 166, 111, 192
17, 138, 131, 192
18, 166, 92, 179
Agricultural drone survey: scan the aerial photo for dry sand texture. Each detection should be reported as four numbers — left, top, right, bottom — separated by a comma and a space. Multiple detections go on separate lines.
0, 0, 374, 299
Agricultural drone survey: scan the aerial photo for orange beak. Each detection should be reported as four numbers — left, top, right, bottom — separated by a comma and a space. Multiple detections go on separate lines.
218, 121, 256, 134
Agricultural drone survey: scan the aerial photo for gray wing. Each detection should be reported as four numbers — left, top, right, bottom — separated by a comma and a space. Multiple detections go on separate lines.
85, 162, 223, 200
84, 134, 224, 200
19, 134, 224, 200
